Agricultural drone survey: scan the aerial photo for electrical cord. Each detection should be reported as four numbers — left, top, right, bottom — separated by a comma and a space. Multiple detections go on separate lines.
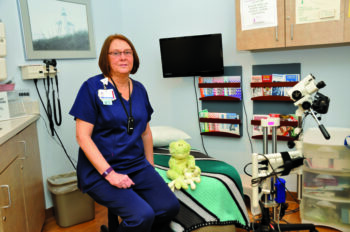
34, 79, 76, 170
241, 95, 256, 177
243, 162, 252, 177
242, 96, 254, 154
251, 201, 300, 229
39, 114, 77, 165
52, 125, 76, 170
193, 77, 209, 156
277, 205, 282, 232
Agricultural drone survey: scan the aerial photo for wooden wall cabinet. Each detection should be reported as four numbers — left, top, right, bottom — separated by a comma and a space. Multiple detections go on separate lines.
235, 0, 285, 50
236, 0, 350, 50
0, 121, 45, 232
345, 0, 350, 42
285, 0, 346, 47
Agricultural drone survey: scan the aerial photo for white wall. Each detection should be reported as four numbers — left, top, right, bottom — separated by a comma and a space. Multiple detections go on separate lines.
1, 0, 350, 209
120, 0, 350, 189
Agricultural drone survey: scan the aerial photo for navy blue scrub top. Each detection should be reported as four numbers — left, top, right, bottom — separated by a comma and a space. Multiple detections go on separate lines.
69, 74, 154, 192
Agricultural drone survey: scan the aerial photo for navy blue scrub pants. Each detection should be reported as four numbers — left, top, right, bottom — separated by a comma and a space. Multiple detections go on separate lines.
88, 165, 180, 232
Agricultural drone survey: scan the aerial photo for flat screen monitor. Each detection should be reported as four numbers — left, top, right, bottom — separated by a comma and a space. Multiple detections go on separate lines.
159, 33, 224, 78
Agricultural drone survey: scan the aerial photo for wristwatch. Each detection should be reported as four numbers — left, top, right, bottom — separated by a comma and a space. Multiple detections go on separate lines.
102, 167, 113, 178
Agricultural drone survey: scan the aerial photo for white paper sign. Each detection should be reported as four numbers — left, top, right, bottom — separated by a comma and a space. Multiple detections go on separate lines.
296, 0, 341, 24
240, 0, 278, 31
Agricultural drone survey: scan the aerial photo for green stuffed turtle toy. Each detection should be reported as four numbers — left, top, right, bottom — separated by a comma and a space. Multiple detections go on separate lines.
166, 140, 201, 191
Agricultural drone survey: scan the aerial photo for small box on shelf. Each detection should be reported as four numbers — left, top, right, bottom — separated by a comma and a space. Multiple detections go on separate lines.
199, 75, 242, 101
199, 110, 241, 138
200, 122, 240, 137
250, 114, 298, 141
250, 73, 299, 101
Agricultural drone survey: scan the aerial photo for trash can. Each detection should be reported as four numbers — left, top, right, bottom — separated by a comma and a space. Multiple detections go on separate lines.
47, 171, 95, 227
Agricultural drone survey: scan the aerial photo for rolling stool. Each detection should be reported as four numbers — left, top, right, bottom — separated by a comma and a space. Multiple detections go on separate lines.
240, 174, 261, 216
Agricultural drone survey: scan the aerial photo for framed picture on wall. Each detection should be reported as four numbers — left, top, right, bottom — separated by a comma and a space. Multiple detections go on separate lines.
17, 0, 96, 60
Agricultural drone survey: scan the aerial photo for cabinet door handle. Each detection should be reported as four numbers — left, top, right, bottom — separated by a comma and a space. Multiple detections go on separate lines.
275, 26, 278, 41
17, 140, 27, 160
291, 24, 294, 40
0, 185, 11, 209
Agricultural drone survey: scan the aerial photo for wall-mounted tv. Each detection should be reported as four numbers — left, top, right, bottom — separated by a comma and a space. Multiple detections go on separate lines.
159, 33, 224, 78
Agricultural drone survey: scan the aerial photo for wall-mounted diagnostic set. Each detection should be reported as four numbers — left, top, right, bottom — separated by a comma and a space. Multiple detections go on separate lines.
20, 60, 62, 136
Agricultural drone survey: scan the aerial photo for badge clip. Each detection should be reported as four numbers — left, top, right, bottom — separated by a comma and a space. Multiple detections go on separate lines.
100, 77, 109, 90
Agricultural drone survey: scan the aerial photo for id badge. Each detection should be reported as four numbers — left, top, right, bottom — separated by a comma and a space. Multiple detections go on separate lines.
98, 89, 116, 105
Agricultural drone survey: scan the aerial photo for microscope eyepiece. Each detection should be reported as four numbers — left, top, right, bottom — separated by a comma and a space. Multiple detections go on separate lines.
316, 81, 326, 89
292, 90, 302, 101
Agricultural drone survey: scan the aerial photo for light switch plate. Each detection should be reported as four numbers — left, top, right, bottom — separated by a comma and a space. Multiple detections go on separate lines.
0, 58, 7, 81
0, 22, 6, 57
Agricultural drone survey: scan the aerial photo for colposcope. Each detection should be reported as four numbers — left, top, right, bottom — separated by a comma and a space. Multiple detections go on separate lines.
250, 74, 330, 232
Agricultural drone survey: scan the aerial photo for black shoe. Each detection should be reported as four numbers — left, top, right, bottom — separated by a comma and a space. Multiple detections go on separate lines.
100, 225, 109, 232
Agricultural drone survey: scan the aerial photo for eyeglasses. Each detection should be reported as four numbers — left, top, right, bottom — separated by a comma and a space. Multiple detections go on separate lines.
108, 50, 133, 57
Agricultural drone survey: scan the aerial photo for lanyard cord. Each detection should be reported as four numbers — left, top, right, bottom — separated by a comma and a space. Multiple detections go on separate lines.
110, 77, 132, 118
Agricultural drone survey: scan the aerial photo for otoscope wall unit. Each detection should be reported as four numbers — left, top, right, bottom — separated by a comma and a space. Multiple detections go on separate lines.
20, 64, 57, 80
199, 66, 243, 138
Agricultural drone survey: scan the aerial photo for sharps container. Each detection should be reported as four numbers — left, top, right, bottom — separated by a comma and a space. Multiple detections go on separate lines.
47, 171, 95, 227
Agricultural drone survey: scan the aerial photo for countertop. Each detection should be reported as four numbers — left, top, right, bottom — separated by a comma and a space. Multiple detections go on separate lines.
0, 115, 39, 145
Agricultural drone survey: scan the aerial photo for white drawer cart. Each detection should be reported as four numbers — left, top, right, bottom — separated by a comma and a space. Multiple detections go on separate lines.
301, 127, 350, 231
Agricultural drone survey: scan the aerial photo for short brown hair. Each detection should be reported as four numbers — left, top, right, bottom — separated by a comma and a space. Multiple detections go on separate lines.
98, 34, 140, 76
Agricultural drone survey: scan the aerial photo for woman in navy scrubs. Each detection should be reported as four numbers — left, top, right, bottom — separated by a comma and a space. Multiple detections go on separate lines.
70, 34, 179, 232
